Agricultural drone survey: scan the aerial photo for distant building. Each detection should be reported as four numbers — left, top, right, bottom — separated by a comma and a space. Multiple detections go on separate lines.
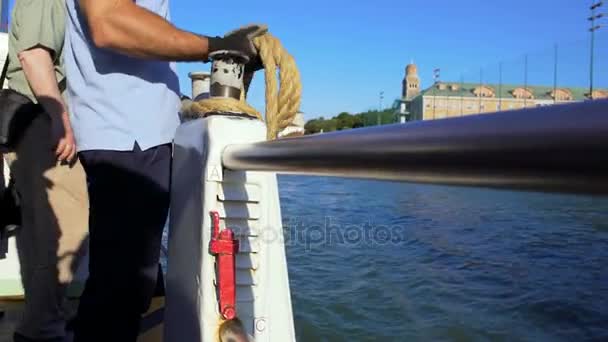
402, 64, 421, 100
395, 63, 608, 121
396, 64, 421, 123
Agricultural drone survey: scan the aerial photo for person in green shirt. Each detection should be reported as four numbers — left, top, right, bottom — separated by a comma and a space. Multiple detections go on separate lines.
5, 1, 89, 341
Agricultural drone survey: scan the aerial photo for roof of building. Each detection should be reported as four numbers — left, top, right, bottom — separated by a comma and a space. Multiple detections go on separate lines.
415, 82, 601, 101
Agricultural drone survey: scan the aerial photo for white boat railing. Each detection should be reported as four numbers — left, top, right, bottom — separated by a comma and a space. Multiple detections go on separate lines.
223, 99, 608, 195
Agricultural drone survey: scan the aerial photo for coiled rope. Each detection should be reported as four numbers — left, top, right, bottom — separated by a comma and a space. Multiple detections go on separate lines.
187, 33, 301, 140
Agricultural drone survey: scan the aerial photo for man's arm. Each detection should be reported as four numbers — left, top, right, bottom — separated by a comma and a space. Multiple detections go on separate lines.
18, 47, 76, 161
79, 0, 209, 61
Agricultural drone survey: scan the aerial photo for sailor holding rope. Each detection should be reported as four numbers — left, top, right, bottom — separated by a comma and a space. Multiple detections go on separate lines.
64, 1, 265, 340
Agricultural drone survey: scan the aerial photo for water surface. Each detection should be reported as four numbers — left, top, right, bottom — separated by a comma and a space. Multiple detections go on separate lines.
278, 175, 608, 341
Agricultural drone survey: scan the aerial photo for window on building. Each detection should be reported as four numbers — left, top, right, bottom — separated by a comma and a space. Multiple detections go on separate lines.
550, 89, 573, 101
472, 86, 496, 98
589, 90, 608, 99
512, 88, 534, 100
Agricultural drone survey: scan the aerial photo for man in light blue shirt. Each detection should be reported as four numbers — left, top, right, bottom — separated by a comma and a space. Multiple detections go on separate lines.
64, 1, 266, 341
64, 1, 182, 152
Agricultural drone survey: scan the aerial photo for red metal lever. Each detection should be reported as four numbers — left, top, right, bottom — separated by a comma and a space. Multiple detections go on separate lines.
209, 211, 240, 320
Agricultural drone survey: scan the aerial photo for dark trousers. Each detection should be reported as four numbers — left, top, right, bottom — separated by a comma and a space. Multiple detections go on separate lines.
73, 143, 171, 342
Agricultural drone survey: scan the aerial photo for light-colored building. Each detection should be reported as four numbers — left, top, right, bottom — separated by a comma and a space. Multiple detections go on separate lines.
396, 63, 608, 121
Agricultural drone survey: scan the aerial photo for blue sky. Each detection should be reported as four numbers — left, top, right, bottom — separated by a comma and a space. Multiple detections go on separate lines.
6, 0, 605, 119
170, 0, 607, 119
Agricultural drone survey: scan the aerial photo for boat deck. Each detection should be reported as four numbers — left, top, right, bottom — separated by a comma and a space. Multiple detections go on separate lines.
0, 297, 165, 342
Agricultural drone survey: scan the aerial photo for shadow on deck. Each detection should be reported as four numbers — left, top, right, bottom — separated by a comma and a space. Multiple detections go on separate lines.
0, 296, 165, 342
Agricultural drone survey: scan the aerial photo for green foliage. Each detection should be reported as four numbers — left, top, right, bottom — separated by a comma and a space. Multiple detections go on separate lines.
305, 109, 395, 134
304, 118, 337, 134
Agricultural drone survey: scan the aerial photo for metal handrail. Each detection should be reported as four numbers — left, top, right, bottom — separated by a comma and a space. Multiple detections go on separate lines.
223, 100, 608, 195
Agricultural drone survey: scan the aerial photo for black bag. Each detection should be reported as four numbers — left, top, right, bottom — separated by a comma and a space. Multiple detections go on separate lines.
0, 157, 21, 230
0, 55, 39, 150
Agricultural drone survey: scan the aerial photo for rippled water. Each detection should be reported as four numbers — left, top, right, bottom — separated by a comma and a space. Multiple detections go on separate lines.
278, 175, 608, 342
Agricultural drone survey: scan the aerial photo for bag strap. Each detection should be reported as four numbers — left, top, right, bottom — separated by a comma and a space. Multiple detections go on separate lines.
58, 77, 66, 93
0, 55, 9, 89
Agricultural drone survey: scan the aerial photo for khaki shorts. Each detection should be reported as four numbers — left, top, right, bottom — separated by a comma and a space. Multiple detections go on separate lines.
6, 113, 89, 339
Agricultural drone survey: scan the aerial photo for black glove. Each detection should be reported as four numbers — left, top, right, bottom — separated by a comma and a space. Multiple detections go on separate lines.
226, 25, 267, 72
206, 24, 267, 68
245, 53, 264, 73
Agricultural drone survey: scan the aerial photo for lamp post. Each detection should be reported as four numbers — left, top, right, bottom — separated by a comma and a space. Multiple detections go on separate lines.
433, 68, 440, 119
553, 44, 558, 105
378, 91, 384, 125
589, 1, 605, 99
478, 68, 483, 114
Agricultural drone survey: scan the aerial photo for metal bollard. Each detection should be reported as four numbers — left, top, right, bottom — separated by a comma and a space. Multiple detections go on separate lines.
189, 71, 211, 100
208, 51, 249, 101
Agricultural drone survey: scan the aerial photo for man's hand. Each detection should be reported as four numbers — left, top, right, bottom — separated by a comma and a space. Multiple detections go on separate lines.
51, 112, 77, 162
18, 46, 77, 162
79, 1, 268, 64
226, 25, 267, 72
207, 24, 268, 63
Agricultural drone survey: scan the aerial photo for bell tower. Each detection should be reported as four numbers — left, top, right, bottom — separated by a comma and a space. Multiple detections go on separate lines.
402, 63, 420, 100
